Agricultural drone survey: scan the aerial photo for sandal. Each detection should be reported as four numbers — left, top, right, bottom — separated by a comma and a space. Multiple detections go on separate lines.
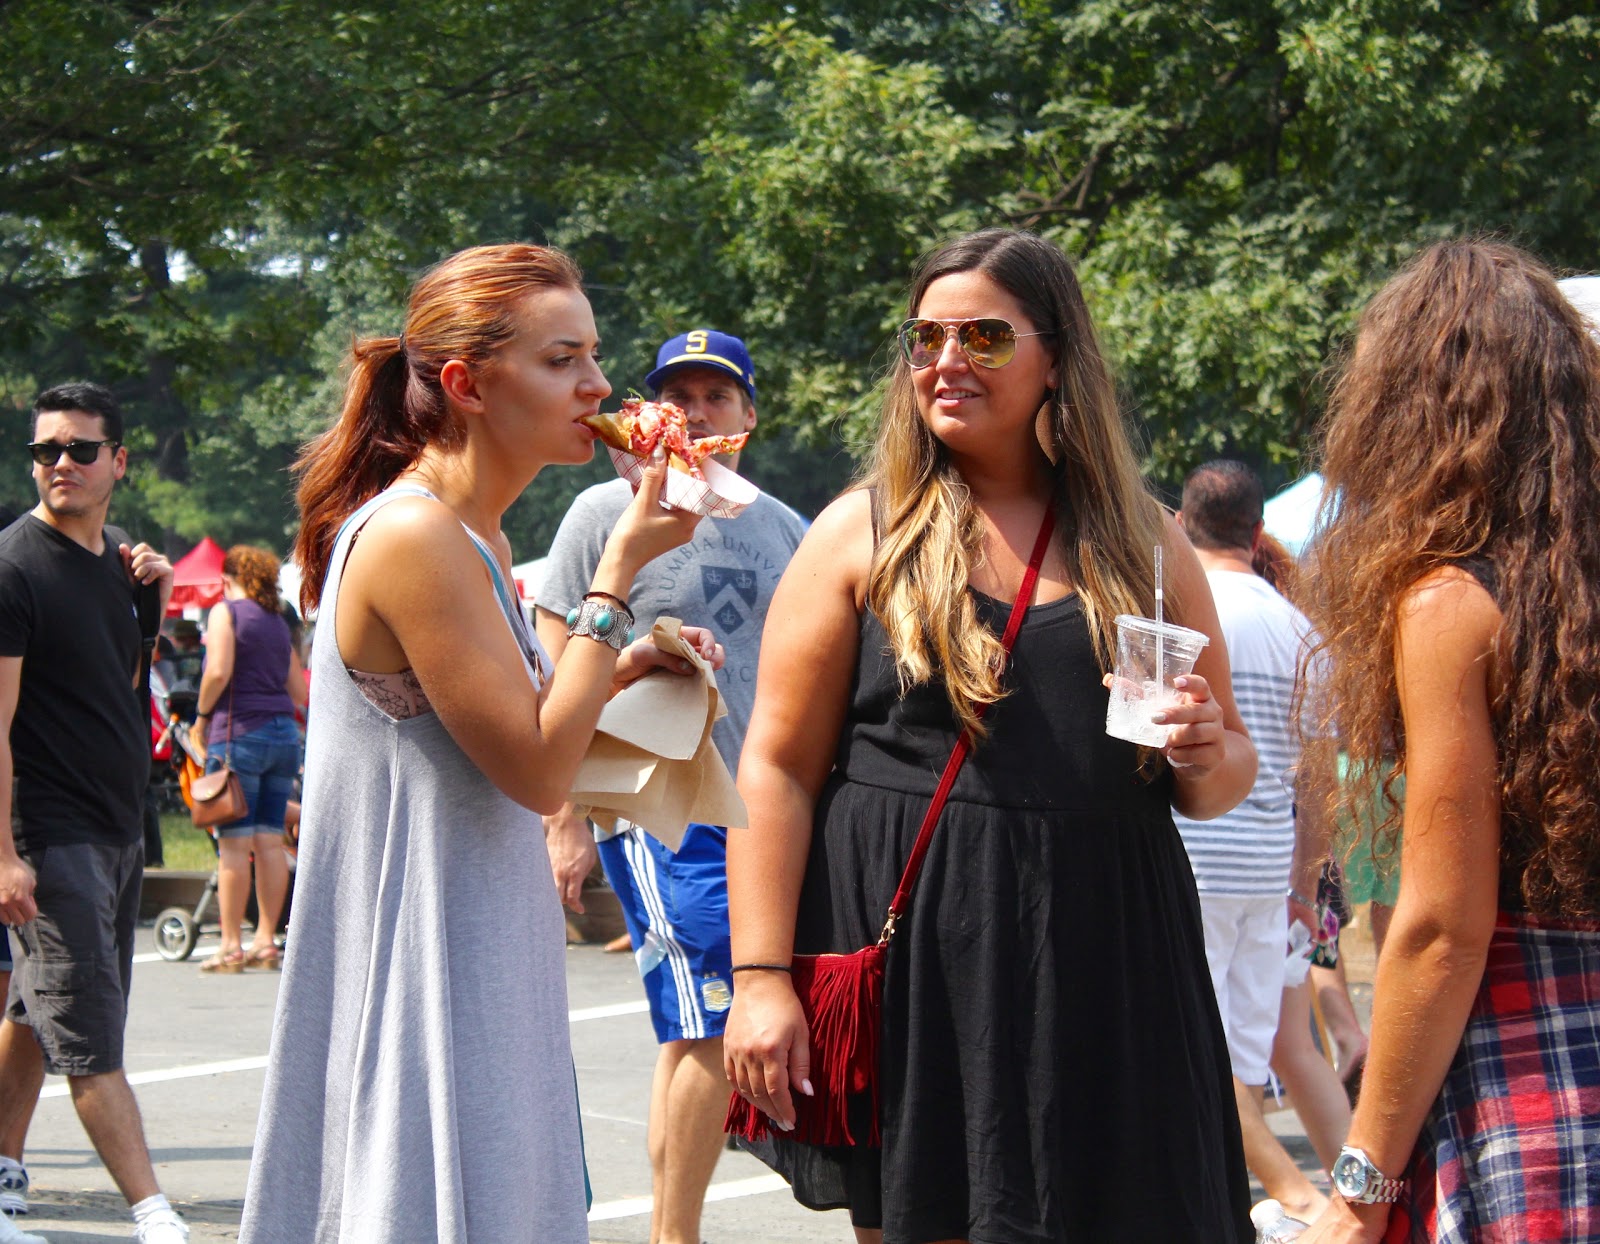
199, 949, 247, 974
246, 944, 283, 970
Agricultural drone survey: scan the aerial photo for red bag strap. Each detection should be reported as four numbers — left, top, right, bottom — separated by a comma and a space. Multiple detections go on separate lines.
877, 506, 1056, 946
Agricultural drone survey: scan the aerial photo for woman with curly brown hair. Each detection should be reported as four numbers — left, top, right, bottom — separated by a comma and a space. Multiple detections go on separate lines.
190, 544, 306, 973
1298, 240, 1600, 1243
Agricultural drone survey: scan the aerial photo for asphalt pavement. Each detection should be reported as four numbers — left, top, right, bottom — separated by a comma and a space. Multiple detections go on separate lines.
11, 920, 1352, 1242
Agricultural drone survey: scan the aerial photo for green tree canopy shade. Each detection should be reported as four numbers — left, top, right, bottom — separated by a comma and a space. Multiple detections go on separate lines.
3, 1, 1595, 558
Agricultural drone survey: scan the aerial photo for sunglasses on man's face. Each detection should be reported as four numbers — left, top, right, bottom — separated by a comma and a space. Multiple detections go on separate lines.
897, 317, 1052, 370
27, 439, 120, 467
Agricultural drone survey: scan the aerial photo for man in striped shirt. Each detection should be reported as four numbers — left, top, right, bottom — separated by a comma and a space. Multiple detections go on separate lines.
1175, 460, 1340, 1227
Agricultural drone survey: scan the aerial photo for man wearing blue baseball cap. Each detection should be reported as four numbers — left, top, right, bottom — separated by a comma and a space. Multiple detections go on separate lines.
537, 329, 807, 1244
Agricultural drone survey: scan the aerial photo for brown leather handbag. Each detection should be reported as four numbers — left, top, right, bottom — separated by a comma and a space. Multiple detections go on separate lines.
191, 678, 246, 828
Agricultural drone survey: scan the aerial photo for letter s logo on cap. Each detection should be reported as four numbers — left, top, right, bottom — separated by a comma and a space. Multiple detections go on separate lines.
686, 330, 708, 354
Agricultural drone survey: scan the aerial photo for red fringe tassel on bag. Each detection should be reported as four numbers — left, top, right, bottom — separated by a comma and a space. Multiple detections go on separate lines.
725, 944, 885, 1147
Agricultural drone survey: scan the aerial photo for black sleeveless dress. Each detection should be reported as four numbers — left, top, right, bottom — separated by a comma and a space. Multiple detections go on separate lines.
755, 590, 1252, 1243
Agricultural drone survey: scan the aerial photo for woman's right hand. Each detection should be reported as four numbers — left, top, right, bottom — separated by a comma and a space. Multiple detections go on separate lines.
723, 970, 814, 1133
604, 450, 704, 575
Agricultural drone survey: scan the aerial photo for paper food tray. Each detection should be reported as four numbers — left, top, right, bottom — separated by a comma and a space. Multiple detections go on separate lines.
604, 447, 759, 519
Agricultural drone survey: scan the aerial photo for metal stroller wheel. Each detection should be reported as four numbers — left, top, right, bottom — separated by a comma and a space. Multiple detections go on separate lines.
153, 906, 199, 962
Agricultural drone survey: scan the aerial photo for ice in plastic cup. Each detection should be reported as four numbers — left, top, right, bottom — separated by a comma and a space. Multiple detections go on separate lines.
1103, 614, 1211, 747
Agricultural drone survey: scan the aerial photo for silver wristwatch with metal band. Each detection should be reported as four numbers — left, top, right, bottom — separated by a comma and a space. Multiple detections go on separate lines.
1332, 1146, 1404, 1205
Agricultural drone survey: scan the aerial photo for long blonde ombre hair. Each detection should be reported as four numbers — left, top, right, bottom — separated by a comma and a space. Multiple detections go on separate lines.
863, 229, 1167, 738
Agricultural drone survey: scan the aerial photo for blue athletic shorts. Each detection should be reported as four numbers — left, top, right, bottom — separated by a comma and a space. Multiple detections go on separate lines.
0, 926, 11, 973
597, 822, 731, 1044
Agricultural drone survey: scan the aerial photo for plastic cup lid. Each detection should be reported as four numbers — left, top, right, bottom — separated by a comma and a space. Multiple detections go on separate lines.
1112, 614, 1211, 648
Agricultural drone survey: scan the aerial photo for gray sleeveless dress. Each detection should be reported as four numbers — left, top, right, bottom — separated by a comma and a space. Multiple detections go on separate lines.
240, 488, 588, 1243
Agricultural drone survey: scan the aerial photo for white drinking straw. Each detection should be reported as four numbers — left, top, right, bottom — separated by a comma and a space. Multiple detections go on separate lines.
1154, 544, 1165, 704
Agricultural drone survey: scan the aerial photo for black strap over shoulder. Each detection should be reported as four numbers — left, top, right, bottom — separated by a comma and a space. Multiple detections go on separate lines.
137, 578, 163, 699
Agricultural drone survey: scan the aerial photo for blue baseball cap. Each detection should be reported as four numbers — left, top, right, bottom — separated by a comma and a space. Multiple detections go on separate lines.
645, 329, 756, 402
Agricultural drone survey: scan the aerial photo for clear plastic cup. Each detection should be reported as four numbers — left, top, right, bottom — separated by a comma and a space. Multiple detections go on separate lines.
1103, 614, 1210, 746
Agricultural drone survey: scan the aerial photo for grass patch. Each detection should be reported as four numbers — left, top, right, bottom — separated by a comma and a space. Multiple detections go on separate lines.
153, 812, 219, 872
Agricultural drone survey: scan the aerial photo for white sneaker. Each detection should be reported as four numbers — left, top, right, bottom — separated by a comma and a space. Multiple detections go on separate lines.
0, 1205, 47, 1244
133, 1208, 188, 1244
0, 1161, 25, 1217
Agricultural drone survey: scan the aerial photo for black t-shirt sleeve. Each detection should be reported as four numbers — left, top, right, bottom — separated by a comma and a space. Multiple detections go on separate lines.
0, 557, 32, 657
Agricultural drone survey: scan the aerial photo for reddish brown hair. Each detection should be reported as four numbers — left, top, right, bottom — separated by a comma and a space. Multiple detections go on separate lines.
223, 545, 282, 612
1305, 239, 1600, 917
293, 243, 584, 611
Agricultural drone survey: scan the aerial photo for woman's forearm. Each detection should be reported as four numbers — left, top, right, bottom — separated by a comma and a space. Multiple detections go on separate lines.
1343, 909, 1492, 1178
727, 767, 815, 965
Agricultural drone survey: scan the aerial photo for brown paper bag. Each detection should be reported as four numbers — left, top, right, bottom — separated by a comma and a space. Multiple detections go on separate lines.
568, 617, 747, 849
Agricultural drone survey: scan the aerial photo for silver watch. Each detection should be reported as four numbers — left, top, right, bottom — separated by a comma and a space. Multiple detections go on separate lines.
1332, 1146, 1404, 1204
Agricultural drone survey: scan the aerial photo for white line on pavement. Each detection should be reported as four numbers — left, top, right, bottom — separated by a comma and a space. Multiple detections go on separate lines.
569, 999, 650, 1023
40, 1055, 269, 1098
37, 998, 651, 1098
588, 1174, 787, 1222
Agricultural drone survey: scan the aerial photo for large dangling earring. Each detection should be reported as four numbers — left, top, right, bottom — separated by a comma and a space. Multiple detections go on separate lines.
1035, 390, 1061, 465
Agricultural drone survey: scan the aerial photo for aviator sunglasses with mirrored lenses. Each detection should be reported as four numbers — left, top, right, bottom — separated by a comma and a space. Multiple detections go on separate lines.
27, 438, 120, 467
897, 317, 1052, 370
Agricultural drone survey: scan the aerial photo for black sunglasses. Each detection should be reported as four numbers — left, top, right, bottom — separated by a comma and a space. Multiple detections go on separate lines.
27, 439, 120, 467
897, 317, 1053, 370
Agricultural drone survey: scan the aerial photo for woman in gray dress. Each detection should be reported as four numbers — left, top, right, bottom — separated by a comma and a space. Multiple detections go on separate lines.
241, 244, 712, 1243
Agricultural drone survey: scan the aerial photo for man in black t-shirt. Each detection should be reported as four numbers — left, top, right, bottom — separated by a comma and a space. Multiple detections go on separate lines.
0, 383, 192, 1244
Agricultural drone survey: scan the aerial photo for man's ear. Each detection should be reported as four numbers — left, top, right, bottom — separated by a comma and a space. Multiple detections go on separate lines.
743, 400, 758, 433
112, 445, 128, 481
1175, 510, 1186, 532
1249, 519, 1264, 552
439, 359, 482, 412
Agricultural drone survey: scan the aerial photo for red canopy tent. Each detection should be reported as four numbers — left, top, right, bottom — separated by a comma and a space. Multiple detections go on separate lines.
166, 536, 226, 615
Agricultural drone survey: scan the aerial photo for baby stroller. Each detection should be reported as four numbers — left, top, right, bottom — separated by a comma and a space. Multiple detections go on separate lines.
149, 712, 300, 962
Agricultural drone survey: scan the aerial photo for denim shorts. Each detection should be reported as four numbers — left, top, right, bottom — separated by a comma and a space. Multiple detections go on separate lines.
205, 714, 301, 839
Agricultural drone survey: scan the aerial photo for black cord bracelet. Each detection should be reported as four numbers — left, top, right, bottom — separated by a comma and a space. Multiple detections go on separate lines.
730, 963, 792, 974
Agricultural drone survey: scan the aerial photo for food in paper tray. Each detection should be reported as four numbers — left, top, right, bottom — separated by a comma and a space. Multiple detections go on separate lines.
582, 398, 759, 519
581, 398, 748, 479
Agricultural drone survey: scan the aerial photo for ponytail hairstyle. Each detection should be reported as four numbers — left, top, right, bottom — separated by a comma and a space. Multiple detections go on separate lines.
223, 545, 282, 613
864, 228, 1167, 739
293, 243, 584, 612
1305, 239, 1600, 917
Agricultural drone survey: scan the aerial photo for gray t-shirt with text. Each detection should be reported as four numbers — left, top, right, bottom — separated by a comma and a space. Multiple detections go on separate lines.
538, 478, 807, 771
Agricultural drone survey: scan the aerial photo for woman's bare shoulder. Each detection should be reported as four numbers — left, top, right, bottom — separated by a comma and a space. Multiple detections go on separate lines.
793, 488, 875, 589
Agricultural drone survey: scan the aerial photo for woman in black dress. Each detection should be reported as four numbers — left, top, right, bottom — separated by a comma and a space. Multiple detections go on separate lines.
724, 229, 1257, 1243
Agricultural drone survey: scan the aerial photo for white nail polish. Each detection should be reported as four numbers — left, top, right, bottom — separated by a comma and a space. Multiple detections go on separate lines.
800, 1078, 814, 1097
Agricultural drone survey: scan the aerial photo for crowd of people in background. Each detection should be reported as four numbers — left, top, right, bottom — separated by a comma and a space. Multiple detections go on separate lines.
0, 229, 1597, 1244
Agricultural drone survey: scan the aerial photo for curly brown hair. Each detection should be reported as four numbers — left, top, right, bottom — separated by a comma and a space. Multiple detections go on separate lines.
223, 545, 282, 613
1304, 239, 1600, 917
1251, 531, 1300, 609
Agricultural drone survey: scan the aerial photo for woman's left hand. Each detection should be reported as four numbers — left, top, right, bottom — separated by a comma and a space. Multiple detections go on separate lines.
1155, 673, 1227, 773
611, 625, 725, 690
188, 722, 208, 762
1298, 1196, 1390, 1243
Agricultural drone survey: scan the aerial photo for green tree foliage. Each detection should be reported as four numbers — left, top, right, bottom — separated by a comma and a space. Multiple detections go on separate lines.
0, 0, 752, 547
2, 0, 1595, 555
